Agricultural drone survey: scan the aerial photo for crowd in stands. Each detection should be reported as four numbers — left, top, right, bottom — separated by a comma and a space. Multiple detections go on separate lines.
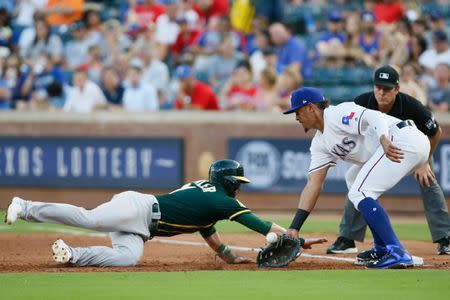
0, 0, 448, 112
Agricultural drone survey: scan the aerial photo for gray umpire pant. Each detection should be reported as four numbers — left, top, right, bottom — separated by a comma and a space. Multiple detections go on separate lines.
20, 191, 158, 267
340, 160, 450, 243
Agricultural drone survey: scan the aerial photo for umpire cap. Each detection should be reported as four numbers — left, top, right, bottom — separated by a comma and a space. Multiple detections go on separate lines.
373, 65, 399, 88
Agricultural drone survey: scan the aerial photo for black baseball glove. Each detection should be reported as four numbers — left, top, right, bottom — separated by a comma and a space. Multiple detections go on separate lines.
256, 234, 304, 268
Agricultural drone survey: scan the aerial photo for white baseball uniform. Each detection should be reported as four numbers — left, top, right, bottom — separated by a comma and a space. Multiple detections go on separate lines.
308, 102, 430, 207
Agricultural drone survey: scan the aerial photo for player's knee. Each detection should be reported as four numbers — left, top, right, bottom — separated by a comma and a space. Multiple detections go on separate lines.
109, 251, 141, 267
347, 191, 364, 210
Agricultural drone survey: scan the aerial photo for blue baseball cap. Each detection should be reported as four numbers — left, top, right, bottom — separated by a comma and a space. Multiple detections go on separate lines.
175, 64, 193, 79
283, 87, 325, 114
328, 10, 343, 22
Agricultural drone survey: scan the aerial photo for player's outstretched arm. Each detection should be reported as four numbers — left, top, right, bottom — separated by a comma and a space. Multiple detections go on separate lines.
203, 231, 250, 264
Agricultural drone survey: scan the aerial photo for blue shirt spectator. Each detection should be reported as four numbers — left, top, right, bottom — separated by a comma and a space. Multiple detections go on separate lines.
100, 66, 125, 106
269, 23, 312, 79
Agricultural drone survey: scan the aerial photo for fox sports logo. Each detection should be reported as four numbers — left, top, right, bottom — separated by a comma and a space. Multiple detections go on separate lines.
236, 141, 280, 189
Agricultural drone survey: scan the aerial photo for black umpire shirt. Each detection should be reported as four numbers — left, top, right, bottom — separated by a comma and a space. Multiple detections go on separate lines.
354, 92, 440, 137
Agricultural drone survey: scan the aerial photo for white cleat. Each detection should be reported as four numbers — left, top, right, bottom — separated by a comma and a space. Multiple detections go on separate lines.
52, 239, 72, 264
4, 197, 24, 225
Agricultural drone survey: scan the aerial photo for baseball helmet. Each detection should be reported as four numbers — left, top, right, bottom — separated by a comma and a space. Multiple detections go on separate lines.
208, 159, 250, 197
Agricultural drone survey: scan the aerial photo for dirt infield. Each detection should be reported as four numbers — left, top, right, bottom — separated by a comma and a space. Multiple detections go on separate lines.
0, 233, 448, 272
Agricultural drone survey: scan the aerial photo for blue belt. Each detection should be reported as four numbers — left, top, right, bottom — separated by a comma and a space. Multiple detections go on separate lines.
396, 120, 414, 129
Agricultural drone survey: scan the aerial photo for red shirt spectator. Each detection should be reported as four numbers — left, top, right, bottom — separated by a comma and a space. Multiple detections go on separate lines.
193, 0, 229, 25
373, 1, 404, 24
174, 65, 219, 110
134, 0, 165, 29
172, 19, 201, 55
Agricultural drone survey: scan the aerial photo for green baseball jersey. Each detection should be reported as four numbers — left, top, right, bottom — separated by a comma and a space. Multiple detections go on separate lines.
154, 180, 251, 236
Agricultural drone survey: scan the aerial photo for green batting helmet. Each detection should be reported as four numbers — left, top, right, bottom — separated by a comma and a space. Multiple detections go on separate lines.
208, 159, 250, 197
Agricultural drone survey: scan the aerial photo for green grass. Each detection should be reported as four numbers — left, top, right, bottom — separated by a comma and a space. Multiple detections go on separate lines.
0, 271, 448, 300
0, 211, 432, 241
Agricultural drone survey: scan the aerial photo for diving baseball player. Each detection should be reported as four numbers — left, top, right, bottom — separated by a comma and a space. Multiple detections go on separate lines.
5, 159, 325, 267
284, 87, 430, 269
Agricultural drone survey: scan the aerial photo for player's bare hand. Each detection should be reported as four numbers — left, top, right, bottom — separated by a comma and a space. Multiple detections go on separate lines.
414, 162, 436, 188
380, 135, 404, 163
287, 229, 299, 239
301, 238, 328, 249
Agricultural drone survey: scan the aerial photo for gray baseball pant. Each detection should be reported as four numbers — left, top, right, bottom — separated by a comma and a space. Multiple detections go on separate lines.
20, 191, 157, 267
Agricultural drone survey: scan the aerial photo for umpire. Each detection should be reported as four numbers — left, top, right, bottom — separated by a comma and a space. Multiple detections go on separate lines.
327, 65, 450, 255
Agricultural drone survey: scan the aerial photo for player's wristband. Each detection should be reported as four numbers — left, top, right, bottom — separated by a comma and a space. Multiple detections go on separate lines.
289, 209, 310, 231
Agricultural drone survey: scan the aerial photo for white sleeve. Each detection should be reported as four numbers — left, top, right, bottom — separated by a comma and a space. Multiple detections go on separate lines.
308, 133, 337, 174
331, 103, 388, 138
359, 109, 389, 139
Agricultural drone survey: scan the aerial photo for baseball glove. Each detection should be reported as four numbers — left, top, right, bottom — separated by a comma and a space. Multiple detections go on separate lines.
256, 234, 304, 268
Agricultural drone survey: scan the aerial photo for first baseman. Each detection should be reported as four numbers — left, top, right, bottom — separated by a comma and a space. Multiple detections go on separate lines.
284, 87, 430, 269
5, 159, 324, 267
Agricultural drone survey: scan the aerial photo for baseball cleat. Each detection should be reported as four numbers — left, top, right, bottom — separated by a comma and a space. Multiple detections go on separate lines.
365, 246, 414, 269
355, 247, 387, 266
326, 236, 358, 254
4, 197, 24, 225
52, 239, 72, 264
437, 236, 450, 255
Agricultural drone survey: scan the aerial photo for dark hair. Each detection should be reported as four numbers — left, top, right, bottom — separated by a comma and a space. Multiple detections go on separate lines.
315, 99, 330, 110
33, 18, 51, 46
0, 7, 11, 27
236, 60, 252, 73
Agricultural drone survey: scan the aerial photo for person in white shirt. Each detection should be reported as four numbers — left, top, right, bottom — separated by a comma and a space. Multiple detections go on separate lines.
63, 69, 107, 113
419, 31, 450, 73
283, 87, 430, 269
122, 60, 159, 112
137, 48, 169, 104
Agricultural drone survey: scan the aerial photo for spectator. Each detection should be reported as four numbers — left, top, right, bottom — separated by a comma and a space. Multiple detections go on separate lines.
220, 60, 258, 111
426, 11, 450, 50
408, 34, 427, 71
17, 11, 46, 56
192, 15, 246, 72
358, 11, 385, 67
275, 66, 302, 112
155, 0, 181, 60
315, 11, 346, 66
100, 66, 124, 108
39, 0, 84, 27
399, 63, 427, 106
261, 46, 277, 72
79, 45, 104, 84
0, 74, 11, 110
193, 0, 229, 26
64, 21, 94, 70
254, 67, 278, 111
82, 9, 104, 46
19, 18, 64, 64
132, 23, 157, 57
207, 33, 243, 93
427, 63, 450, 112
136, 47, 169, 105
102, 19, 132, 62
122, 58, 159, 112
13, 0, 47, 27
132, 0, 165, 31
269, 22, 311, 79
21, 52, 66, 110
1, 53, 28, 109
373, 0, 404, 24
63, 69, 106, 113
0, 8, 12, 51
419, 31, 450, 74
249, 28, 272, 81
174, 64, 219, 110
171, 17, 201, 65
